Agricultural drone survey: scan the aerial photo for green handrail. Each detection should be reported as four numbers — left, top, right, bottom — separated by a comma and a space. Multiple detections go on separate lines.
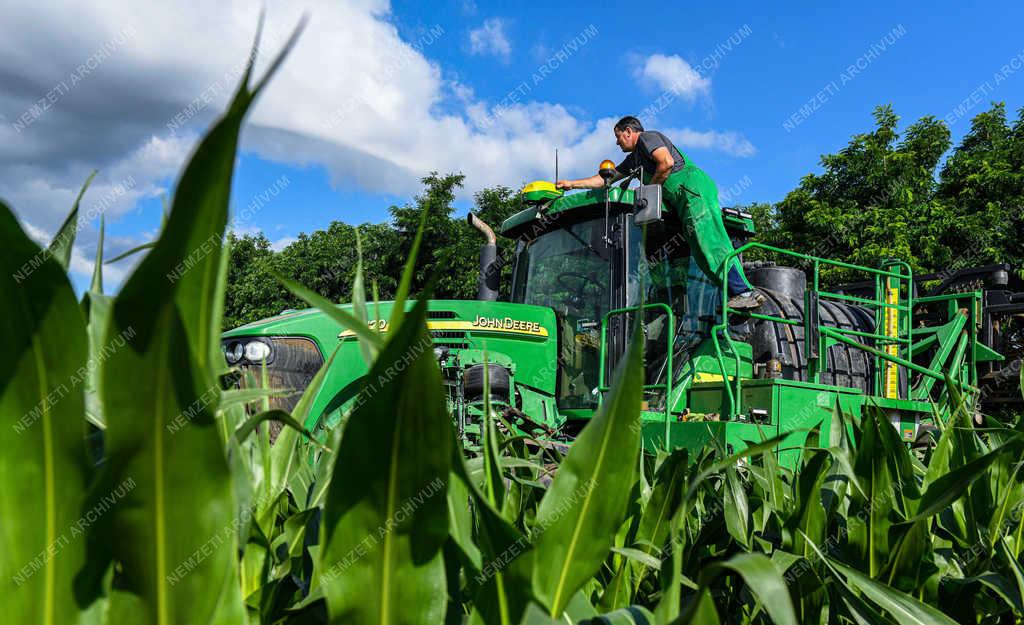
711, 242, 915, 418
599, 303, 676, 442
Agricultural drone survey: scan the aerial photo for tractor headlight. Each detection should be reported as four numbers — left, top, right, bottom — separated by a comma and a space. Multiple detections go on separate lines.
244, 340, 272, 363
224, 341, 244, 364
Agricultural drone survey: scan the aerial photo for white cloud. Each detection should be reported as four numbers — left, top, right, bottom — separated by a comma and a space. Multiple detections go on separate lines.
635, 53, 711, 101
18, 216, 131, 290
667, 128, 756, 158
230, 224, 264, 237
0, 1, 754, 288
271, 235, 297, 251
468, 18, 511, 61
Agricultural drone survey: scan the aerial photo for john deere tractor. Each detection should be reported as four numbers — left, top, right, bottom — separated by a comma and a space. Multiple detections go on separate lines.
221, 169, 1024, 466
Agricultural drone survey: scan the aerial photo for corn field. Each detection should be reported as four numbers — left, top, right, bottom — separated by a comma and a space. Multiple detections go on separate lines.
6, 30, 1024, 625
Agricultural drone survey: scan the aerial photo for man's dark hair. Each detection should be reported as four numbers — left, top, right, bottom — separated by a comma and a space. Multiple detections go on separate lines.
614, 116, 644, 133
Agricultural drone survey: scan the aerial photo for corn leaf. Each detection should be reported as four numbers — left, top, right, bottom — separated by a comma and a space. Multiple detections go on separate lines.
104, 241, 156, 265
701, 553, 798, 625
75, 23, 303, 623
47, 170, 96, 271
318, 296, 451, 625
674, 588, 720, 625
531, 325, 644, 618
274, 272, 383, 348
81, 216, 112, 429
0, 203, 91, 625
826, 556, 959, 625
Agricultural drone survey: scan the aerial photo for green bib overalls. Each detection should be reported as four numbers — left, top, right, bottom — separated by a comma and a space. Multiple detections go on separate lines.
646, 160, 753, 295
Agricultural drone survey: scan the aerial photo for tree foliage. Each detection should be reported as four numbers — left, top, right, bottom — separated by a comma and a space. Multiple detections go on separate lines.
226, 102, 1024, 328
223, 173, 522, 329
753, 103, 1024, 282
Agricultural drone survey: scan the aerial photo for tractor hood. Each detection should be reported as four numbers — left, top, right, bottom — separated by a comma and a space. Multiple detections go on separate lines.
223, 299, 560, 428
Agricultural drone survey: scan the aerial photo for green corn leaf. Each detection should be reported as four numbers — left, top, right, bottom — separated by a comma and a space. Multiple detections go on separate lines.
882, 519, 934, 592
482, 352, 506, 510
261, 345, 342, 531
387, 209, 428, 332
76, 23, 303, 623
81, 288, 112, 431
966, 571, 1024, 614
609, 547, 662, 571
47, 170, 96, 271
469, 473, 535, 625
922, 398, 960, 493
909, 445, 1009, 522
988, 459, 1024, 548
700, 553, 798, 625
602, 449, 687, 608
867, 406, 920, 520
318, 296, 451, 625
634, 448, 686, 559
91, 213, 105, 293
274, 271, 383, 348
1020, 356, 1024, 401
826, 556, 958, 625
652, 511, 684, 624
104, 241, 156, 265
584, 605, 656, 625
835, 580, 897, 625
723, 465, 751, 548
784, 450, 830, 556
446, 450, 482, 576
351, 231, 377, 367
673, 588, 720, 625
231, 409, 321, 448
997, 538, 1024, 612
219, 387, 292, 409
803, 533, 957, 625
531, 324, 644, 618
0, 203, 91, 625
847, 409, 895, 576
80, 216, 113, 430
759, 436, 788, 512
682, 433, 789, 504
825, 398, 867, 500
516, 602, 561, 625
598, 550, 637, 613
208, 229, 233, 386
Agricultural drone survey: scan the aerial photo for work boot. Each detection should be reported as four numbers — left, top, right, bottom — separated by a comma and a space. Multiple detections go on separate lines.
727, 290, 765, 311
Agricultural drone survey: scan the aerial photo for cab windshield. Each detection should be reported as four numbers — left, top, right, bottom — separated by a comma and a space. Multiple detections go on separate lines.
511, 218, 612, 410
509, 211, 724, 413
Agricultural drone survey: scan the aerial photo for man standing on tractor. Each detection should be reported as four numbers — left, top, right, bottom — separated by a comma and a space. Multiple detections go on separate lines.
556, 116, 764, 310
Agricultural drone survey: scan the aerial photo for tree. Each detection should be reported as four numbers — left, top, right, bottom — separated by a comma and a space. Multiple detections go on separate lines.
936, 103, 1024, 269
436, 184, 522, 300
223, 232, 286, 329
766, 105, 955, 281
222, 101, 1024, 329
389, 172, 465, 298
388, 172, 522, 300
222, 176, 524, 328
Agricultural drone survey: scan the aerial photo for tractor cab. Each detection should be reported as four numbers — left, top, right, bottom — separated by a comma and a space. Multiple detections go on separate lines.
498, 176, 756, 416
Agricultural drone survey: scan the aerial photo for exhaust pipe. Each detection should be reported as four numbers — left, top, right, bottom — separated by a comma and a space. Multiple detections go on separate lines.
468, 212, 499, 301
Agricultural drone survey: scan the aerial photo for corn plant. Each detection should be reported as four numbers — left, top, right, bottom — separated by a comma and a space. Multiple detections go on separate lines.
5, 22, 1024, 625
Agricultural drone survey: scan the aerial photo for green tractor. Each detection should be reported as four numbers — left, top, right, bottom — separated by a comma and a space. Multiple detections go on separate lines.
222, 171, 1019, 466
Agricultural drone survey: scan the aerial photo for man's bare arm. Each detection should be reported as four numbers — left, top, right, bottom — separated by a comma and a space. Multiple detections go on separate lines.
648, 146, 675, 185
556, 170, 626, 190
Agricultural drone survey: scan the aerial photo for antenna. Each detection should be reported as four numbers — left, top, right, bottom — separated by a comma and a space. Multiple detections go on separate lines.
554, 148, 559, 182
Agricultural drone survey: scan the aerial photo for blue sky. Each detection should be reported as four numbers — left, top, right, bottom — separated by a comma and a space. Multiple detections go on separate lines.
3, 1, 1022, 292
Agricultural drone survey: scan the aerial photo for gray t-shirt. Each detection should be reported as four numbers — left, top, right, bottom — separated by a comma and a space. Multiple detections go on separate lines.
616, 130, 686, 179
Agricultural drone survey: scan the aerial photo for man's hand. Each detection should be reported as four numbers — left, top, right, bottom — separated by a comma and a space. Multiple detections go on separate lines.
555, 180, 573, 190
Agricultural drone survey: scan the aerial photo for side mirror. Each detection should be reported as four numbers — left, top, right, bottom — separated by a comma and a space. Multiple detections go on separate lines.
634, 184, 662, 225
